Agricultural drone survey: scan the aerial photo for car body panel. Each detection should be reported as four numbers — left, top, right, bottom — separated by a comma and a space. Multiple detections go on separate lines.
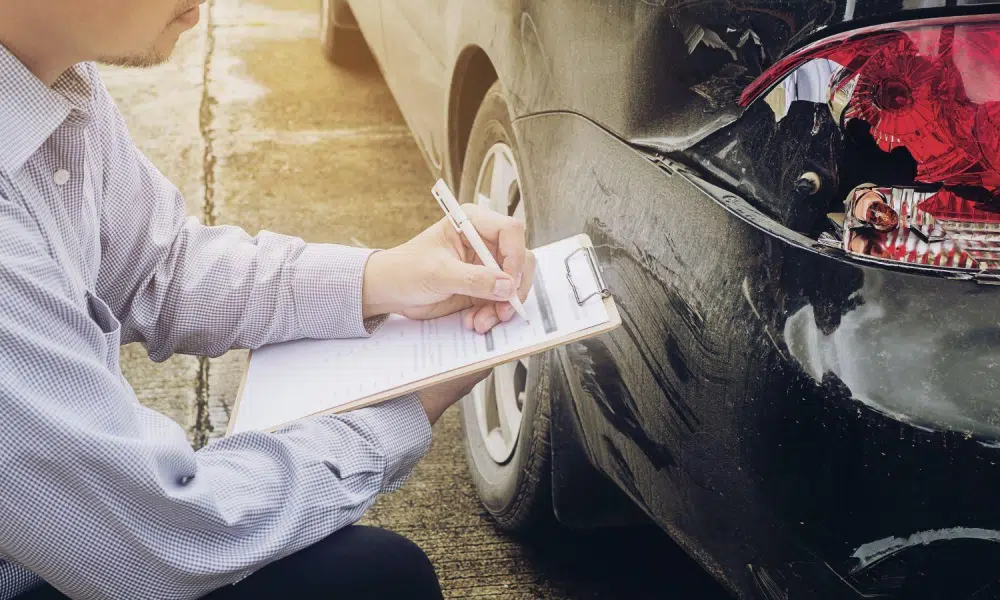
372, 0, 518, 180
374, 0, 1000, 163
347, 1, 1000, 598
514, 109, 1000, 598
379, 0, 449, 170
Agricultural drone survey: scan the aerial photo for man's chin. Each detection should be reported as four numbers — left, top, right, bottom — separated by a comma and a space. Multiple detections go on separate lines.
97, 44, 174, 69
96, 18, 196, 69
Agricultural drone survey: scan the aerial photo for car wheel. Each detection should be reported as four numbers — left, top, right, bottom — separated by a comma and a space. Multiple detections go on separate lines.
319, 0, 372, 69
458, 82, 553, 533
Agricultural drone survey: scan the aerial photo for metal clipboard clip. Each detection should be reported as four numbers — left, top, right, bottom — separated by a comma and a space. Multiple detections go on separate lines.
565, 245, 611, 306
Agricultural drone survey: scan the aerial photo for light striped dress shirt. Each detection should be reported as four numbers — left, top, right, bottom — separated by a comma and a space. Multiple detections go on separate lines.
0, 44, 432, 599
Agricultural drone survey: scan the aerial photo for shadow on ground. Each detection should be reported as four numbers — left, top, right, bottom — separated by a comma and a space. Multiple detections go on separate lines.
506, 526, 731, 599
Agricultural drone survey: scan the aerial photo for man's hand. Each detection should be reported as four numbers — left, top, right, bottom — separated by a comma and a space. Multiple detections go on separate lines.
418, 369, 492, 425
362, 203, 535, 334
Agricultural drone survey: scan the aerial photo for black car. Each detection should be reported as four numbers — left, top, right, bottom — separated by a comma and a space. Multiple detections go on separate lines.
320, 1, 1000, 598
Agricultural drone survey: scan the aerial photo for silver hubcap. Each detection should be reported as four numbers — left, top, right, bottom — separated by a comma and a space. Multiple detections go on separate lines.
470, 143, 527, 464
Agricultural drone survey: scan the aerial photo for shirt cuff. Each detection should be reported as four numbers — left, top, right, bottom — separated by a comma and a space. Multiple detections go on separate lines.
338, 393, 433, 492
292, 243, 388, 339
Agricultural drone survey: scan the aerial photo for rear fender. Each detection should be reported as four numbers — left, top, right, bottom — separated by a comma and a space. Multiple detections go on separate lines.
549, 346, 649, 529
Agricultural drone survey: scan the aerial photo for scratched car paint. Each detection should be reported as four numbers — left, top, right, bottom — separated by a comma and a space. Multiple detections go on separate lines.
339, 1, 1000, 598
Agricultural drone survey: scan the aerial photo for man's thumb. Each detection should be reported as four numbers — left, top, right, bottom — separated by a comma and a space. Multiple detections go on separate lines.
440, 261, 515, 301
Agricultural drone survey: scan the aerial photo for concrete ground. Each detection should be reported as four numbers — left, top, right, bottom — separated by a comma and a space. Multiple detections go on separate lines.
103, 1, 731, 597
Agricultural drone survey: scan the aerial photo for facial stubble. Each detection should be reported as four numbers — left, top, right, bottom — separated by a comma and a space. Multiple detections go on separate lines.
96, 5, 190, 69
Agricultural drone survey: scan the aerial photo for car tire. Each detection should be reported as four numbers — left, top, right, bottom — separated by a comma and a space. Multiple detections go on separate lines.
458, 82, 554, 534
319, 0, 372, 69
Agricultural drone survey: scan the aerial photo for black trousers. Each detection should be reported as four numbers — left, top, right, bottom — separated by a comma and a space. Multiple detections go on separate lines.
19, 526, 443, 600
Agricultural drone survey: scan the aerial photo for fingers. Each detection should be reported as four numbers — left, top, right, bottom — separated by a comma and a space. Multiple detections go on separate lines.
459, 250, 535, 334
438, 260, 516, 303
434, 203, 533, 335
462, 308, 476, 330
420, 293, 474, 320
497, 303, 516, 322
462, 305, 502, 332
460, 203, 527, 279
463, 302, 517, 334
440, 217, 470, 258
472, 304, 501, 334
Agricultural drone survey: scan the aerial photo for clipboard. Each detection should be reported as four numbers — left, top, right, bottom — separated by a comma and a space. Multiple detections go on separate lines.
226, 233, 620, 435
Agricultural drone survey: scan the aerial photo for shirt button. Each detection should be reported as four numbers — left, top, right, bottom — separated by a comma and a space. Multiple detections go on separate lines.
53, 169, 71, 186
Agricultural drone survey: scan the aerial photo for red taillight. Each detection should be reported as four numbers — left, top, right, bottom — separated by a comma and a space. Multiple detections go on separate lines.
738, 15, 1000, 271
842, 41, 978, 184
740, 15, 1000, 189
976, 102, 1000, 176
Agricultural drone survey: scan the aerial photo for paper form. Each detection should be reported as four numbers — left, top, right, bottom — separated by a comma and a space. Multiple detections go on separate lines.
231, 236, 610, 434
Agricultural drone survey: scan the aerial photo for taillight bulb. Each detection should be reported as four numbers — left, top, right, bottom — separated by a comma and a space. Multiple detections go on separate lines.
872, 77, 913, 112
853, 189, 900, 231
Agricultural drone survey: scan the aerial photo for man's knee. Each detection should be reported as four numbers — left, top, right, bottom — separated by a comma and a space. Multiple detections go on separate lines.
331, 526, 441, 599
206, 526, 442, 600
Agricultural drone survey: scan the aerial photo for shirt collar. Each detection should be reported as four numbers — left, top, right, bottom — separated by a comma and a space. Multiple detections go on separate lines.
0, 43, 96, 174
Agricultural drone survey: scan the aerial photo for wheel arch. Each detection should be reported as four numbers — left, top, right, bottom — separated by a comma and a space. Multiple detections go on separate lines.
446, 45, 499, 192
451, 64, 648, 529
332, 0, 358, 27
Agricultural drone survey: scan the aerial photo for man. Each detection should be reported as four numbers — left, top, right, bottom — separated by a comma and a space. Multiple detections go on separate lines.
0, 0, 536, 598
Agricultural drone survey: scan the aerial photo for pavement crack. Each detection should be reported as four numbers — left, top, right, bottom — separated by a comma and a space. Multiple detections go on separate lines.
199, 0, 217, 228
193, 357, 212, 449
193, 0, 216, 449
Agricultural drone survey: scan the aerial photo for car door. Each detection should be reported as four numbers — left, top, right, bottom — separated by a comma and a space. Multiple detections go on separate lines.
379, 0, 450, 173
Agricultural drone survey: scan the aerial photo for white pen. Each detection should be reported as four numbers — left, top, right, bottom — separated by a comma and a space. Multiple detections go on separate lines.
431, 178, 531, 325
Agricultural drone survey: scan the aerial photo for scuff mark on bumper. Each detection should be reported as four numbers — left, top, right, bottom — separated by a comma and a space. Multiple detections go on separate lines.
851, 527, 1000, 574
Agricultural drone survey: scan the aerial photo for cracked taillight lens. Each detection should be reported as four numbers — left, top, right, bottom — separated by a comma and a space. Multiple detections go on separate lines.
741, 16, 1000, 270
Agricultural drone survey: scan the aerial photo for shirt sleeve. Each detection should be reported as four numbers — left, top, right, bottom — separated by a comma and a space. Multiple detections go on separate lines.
0, 196, 433, 600
90, 66, 380, 361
